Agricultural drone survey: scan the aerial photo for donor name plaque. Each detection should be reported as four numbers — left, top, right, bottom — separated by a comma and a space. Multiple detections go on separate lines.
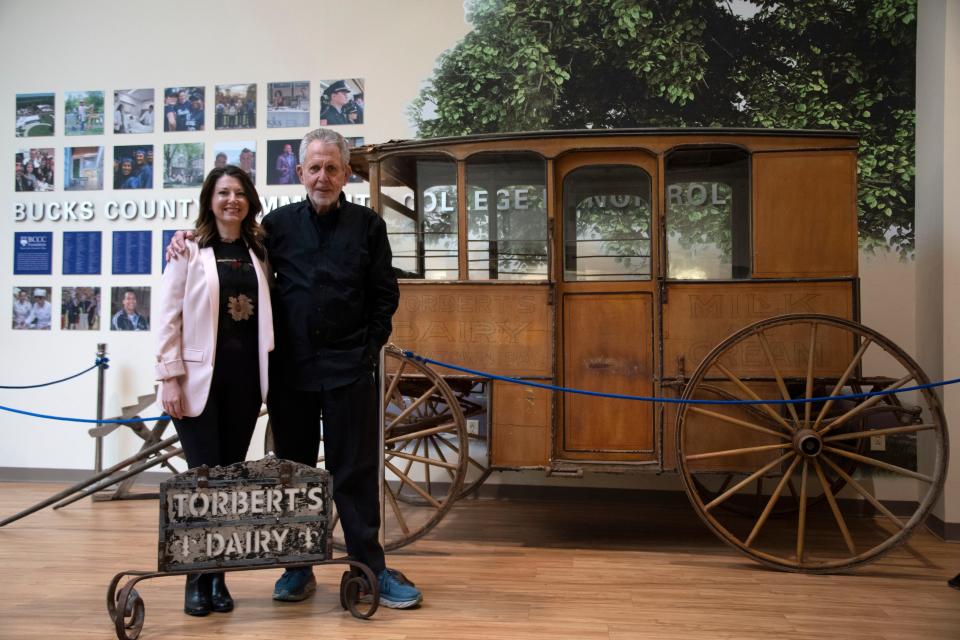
158, 457, 331, 572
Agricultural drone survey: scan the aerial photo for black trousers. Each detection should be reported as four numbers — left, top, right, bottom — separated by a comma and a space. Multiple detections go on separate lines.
267, 373, 386, 575
173, 363, 261, 470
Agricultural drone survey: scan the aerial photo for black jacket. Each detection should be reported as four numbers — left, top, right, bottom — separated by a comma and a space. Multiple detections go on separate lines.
262, 193, 399, 390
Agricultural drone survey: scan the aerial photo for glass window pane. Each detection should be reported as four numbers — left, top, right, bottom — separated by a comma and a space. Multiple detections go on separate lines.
665, 147, 750, 280
380, 155, 458, 280
466, 153, 547, 280
562, 165, 652, 281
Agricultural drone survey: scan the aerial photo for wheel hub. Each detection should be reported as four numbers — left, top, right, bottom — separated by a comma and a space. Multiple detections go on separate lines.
793, 428, 823, 457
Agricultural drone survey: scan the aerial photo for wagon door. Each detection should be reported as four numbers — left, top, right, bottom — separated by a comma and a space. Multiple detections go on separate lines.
555, 152, 658, 463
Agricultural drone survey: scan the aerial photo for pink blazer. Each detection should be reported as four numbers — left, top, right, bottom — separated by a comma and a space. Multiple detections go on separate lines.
155, 240, 274, 417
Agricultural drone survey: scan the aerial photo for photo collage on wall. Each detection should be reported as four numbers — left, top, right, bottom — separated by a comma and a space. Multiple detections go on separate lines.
11, 78, 369, 336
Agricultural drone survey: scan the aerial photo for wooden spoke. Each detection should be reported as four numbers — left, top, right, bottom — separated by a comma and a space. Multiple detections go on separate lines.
428, 436, 459, 481
818, 374, 913, 436
330, 508, 340, 535
757, 330, 801, 427
688, 407, 791, 441
811, 338, 872, 431
385, 422, 457, 445
823, 423, 936, 443
820, 455, 905, 530
796, 460, 809, 563
824, 446, 933, 483
389, 449, 460, 471
812, 459, 856, 555
384, 483, 411, 536
704, 452, 794, 511
685, 443, 793, 462
715, 363, 795, 433
383, 359, 407, 407
803, 323, 818, 423
746, 456, 802, 547
399, 438, 422, 479
385, 460, 442, 509
386, 383, 440, 429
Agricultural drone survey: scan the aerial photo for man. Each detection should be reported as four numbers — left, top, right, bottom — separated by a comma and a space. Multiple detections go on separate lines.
12, 289, 31, 328
134, 148, 152, 188
275, 143, 296, 184
76, 100, 87, 132
167, 128, 420, 609
320, 81, 352, 125
173, 90, 192, 131
15, 161, 28, 192
29, 289, 52, 330
164, 90, 179, 131
239, 147, 256, 183
187, 93, 204, 131
139, 104, 154, 130
112, 288, 149, 330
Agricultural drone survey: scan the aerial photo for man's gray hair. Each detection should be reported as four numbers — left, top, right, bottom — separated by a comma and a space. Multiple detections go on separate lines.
299, 128, 350, 166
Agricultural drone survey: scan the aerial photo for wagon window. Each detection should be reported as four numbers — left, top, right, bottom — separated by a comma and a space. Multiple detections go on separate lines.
466, 153, 547, 280
562, 165, 652, 281
665, 147, 750, 280
380, 154, 458, 280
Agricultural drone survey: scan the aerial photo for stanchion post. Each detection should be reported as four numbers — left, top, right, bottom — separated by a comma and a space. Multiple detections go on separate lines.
378, 346, 386, 547
95, 343, 107, 474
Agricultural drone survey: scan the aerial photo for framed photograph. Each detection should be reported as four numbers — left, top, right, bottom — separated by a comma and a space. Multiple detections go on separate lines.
114, 89, 155, 134
266, 139, 301, 185
110, 286, 151, 331
163, 86, 205, 132
64, 146, 104, 191
319, 79, 364, 126
267, 81, 310, 128
65, 91, 105, 135
15, 148, 55, 192
113, 145, 154, 189
61, 286, 101, 330
215, 83, 256, 130
163, 143, 204, 188
12, 286, 53, 330
16, 93, 55, 137
213, 141, 256, 184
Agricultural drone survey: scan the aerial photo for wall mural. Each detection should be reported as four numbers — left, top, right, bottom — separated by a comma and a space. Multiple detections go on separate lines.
411, 0, 917, 257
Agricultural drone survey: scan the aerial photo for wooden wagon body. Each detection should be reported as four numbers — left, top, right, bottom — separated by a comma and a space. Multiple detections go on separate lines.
337, 129, 946, 572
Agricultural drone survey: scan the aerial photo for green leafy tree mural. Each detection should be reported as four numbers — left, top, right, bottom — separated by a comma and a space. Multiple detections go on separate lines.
411, 0, 916, 255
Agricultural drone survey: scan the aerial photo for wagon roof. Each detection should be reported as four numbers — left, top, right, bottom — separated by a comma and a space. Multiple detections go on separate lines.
349, 127, 859, 177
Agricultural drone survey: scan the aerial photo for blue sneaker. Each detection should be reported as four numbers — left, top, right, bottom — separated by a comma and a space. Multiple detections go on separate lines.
272, 567, 316, 602
376, 568, 422, 609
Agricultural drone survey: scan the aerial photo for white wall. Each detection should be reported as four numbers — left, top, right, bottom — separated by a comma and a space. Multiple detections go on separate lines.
916, 0, 960, 527
0, 0, 471, 471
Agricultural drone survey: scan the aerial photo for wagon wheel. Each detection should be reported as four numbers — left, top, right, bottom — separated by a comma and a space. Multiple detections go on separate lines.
262, 348, 469, 551
688, 384, 864, 518
397, 378, 491, 503
676, 314, 948, 573
373, 346, 468, 549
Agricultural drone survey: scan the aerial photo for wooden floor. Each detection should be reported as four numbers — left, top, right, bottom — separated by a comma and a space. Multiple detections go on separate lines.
1, 482, 958, 640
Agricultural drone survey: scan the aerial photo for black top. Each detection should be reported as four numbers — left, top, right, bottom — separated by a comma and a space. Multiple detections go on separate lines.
262, 193, 399, 391
213, 239, 259, 371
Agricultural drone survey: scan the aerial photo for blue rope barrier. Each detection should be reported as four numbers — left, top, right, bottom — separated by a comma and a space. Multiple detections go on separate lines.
403, 350, 960, 406
0, 403, 165, 424
0, 358, 108, 390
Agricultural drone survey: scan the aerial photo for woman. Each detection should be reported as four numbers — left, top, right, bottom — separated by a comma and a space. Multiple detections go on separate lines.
155, 165, 273, 617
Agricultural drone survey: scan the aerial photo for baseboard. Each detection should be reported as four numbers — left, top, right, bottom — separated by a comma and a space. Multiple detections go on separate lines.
0, 466, 172, 485
926, 513, 960, 542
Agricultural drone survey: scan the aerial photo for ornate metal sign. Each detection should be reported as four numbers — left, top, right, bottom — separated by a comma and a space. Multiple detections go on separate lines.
158, 457, 331, 572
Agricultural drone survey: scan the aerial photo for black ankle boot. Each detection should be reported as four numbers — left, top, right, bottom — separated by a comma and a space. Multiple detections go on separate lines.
184, 574, 212, 616
209, 572, 234, 612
